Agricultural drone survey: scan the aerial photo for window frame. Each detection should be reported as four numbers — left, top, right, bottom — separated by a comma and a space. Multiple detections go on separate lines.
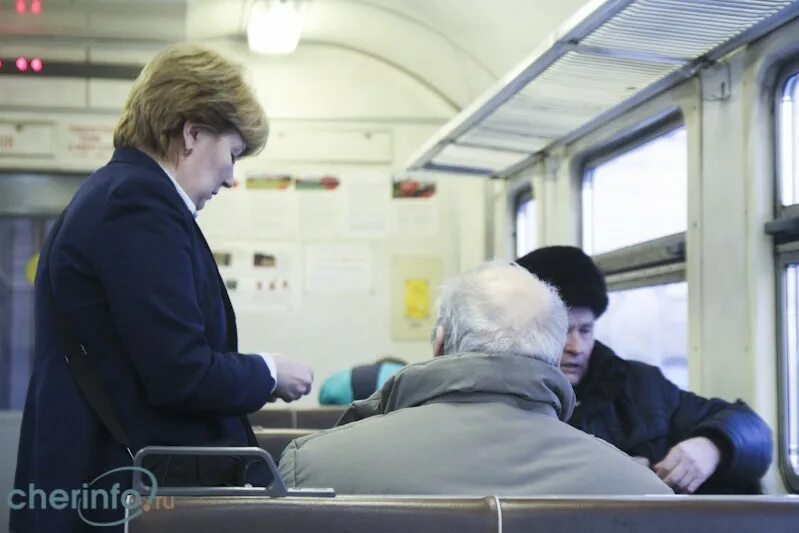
772, 62, 799, 493
577, 117, 690, 390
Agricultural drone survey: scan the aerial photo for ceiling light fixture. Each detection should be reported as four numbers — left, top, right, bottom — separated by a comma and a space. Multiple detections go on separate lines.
247, 0, 306, 55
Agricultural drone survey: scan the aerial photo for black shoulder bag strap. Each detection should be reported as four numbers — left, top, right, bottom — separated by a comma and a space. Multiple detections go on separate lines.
45, 211, 135, 461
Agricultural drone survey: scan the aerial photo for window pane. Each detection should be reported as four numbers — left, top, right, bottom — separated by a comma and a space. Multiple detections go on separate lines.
582, 126, 687, 255
0, 218, 51, 410
780, 75, 799, 207
515, 197, 536, 257
784, 265, 799, 474
594, 281, 688, 390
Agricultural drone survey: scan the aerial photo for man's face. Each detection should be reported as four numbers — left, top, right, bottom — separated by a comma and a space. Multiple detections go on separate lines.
560, 307, 596, 386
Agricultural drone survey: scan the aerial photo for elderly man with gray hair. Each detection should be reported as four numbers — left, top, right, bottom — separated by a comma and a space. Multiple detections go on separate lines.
278, 261, 670, 495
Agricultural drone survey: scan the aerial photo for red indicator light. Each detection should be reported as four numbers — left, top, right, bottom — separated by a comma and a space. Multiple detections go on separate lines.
30, 58, 42, 72
16, 0, 26, 14
31, 0, 41, 15
16, 57, 28, 72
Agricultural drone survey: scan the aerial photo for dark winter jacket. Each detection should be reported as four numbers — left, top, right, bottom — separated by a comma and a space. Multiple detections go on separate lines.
570, 341, 772, 494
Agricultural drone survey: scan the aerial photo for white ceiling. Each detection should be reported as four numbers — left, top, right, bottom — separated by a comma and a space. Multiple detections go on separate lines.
0, 0, 591, 108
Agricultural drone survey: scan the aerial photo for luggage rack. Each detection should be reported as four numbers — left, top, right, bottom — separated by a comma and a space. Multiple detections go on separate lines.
404, 0, 799, 179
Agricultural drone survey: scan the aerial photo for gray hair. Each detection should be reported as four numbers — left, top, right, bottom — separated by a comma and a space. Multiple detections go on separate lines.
434, 260, 568, 366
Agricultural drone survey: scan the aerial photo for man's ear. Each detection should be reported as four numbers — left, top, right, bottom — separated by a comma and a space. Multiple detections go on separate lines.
433, 325, 445, 357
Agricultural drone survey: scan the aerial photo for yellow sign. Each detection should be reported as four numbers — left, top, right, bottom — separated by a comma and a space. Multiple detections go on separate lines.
25, 253, 39, 286
404, 279, 430, 320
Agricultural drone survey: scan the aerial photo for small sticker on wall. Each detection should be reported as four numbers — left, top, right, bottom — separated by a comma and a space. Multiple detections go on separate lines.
404, 279, 431, 320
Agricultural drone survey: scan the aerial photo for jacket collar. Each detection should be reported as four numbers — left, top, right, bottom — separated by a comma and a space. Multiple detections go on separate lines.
110, 147, 167, 175
340, 352, 575, 424
110, 147, 199, 219
570, 340, 627, 422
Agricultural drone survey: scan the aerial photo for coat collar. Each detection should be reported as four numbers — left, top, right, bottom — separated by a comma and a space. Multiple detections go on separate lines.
340, 352, 575, 424
110, 147, 198, 218
569, 341, 628, 423
578, 340, 628, 396
110, 147, 167, 175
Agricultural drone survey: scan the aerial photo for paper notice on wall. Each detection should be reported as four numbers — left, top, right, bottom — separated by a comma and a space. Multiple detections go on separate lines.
212, 244, 248, 300
391, 256, 443, 341
343, 175, 390, 238
214, 243, 301, 310
404, 279, 431, 320
392, 198, 440, 238
304, 244, 372, 292
61, 122, 115, 164
298, 190, 343, 238
246, 190, 299, 239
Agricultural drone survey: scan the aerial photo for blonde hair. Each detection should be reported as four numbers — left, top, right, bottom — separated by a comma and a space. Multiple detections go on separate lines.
113, 43, 268, 160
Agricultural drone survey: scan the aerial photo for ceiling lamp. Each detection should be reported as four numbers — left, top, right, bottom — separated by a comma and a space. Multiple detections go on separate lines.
247, 0, 306, 55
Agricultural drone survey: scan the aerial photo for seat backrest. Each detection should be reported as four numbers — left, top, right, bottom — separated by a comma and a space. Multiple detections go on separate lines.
128, 496, 498, 533
253, 428, 315, 463
128, 495, 799, 533
295, 407, 345, 429
247, 409, 294, 429
248, 407, 346, 430
499, 496, 799, 533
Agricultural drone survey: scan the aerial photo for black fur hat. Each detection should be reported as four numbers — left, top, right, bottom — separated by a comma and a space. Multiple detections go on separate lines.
515, 246, 608, 318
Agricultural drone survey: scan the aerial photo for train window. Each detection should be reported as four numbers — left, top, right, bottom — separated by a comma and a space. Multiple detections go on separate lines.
581, 122, 688, 389
775, 68, 799, 492
782, 264, 799, 485
594, 281, 688, 389
0, 217, 55, 410
514, 186, 536, 257
582, 126, 687, 255
779, 73, 799, 207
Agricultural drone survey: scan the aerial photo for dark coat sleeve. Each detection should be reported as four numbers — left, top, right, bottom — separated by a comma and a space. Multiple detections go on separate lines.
658, 368, 773, 483
88, 176, 274, 415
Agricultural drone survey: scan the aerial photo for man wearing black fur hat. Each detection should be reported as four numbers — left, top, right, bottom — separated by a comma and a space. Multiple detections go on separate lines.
516, 246, 772, 494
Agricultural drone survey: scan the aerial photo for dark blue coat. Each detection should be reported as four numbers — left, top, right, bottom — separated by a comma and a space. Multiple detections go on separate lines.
10, 148, 275, 532
570, 341, 772, 494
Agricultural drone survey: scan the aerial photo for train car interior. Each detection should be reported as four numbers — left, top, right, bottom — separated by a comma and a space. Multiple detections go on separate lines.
3, 0, 799, 531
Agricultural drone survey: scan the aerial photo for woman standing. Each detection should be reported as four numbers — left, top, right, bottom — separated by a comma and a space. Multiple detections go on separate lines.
11, 43, 313, 532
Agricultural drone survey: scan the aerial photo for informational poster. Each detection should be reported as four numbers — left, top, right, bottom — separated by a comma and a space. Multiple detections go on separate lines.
212, 243, 301, 310
404, 279, 431, 320
212, 245, 246, 295
392, 198, 440, 238
297, 176, 343, 238
392, 179, 436, 199
391, 256, 443, 341
246, 190, 299, 239
343, 174, 390, 238
246, 174, 293, 190
304, 243, 373, 292
60, 122, 115, 164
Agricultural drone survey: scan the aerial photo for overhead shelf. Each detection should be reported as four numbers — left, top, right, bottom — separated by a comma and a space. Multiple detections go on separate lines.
404, 0, 799, 178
